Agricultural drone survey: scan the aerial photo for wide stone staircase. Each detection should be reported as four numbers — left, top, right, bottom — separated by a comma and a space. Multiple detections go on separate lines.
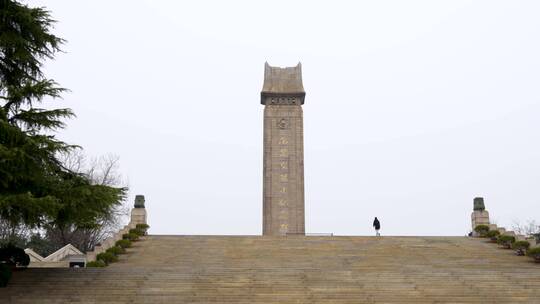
2, 235, 540, 303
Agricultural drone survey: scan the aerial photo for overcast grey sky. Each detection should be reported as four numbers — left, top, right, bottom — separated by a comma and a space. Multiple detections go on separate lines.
32, 0, 540, 236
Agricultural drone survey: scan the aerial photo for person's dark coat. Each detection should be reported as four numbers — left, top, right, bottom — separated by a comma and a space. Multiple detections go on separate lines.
373, 217, 381, 230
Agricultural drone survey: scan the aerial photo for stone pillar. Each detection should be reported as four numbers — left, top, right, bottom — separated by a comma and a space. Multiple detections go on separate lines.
130, 195, 147, 225
471, 197, 489, 236
261, 62, 305, 236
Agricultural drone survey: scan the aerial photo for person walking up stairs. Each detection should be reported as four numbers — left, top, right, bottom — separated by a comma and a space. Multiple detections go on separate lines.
373, 217, 381, 236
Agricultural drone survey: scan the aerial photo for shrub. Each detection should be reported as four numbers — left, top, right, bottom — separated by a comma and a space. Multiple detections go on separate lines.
512, 241, 531, 256
486, 230, 500, 242
129, 228, 145, 237
128, 232, 139, 241
122, 233, 139, 241
0, 263, 12, 287
474, 225, 490, 237
115, 239, 132, 249
136, 224, 149, 230
0, 244, 30, 267
96, 252, 118, 265
136, 224, 150, 235
497, 235, 516, 249
106, 246, 125, 255
526, 247, 540, 262
86, 260, 106, 268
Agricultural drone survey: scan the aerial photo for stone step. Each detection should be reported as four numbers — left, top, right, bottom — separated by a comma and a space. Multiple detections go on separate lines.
2, 235, 540, 303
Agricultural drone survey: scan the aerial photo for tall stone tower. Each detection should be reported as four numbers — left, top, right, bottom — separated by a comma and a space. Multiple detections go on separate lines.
261, 62, 305, 236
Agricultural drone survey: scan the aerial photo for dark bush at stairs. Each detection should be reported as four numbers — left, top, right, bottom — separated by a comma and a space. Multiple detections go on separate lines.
512, 241, 530, 256
0, 263, 12, 287
486, 230, 500, 242
526, 247, 540, 262
123, 232, 139, 241
474, 225, 490, 237
0, 245, 30, 267
86, 260, 106, 268
115, 239, 132, 249
106, 246, 125, 255
96, 252, 118, 265
497, 235, 516, 249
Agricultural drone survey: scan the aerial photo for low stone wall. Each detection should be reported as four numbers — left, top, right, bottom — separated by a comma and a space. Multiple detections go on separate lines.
29, 261, 70, 268
486, 223, 537, 247
85, 222, 137, 262
471, 197, 537, 249
86, 197, 147, 262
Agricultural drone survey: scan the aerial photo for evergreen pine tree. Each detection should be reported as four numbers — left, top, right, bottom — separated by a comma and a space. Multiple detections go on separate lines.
0, 0, 126, 240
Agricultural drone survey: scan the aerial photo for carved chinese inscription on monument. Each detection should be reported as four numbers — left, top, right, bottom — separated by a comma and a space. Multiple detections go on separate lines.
261, 62, 305, 236
277, 128, 289, 233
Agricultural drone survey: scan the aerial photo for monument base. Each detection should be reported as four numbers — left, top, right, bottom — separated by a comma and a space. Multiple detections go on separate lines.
131, 208, 147, 225
471, 210, 489, 236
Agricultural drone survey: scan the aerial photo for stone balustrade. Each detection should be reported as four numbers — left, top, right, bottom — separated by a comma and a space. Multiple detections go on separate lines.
86, 195, 147, 262
471, 197, 537, 249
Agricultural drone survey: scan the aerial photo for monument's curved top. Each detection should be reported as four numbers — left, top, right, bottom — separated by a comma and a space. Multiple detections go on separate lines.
261, 62, 305, 105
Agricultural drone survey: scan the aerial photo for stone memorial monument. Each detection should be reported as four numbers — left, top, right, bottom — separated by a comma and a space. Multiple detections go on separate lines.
471, 197, 490, 236
131, 194, 147, 225
261, 62, 306, 236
